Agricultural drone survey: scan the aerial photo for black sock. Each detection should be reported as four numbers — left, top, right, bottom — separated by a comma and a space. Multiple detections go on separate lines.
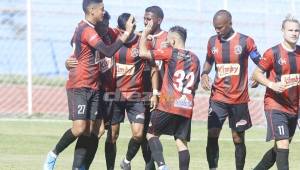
253, 147, 276, 170
141, 138, 155, 170
206, 137, 219, 168
105, 141, 116, 170
85, 133, 99, 169
148, 137, 165, 167
126, 138, 141, 161
179, 150, 190, 170
72, 135, 89, 168
235, 142, 246, 170
53, 129, 77, 155
276, 148, 289, 170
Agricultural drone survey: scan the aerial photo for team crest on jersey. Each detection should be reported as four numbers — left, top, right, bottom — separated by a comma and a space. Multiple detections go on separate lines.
211, 46, 218, 54
174, 95, 193, 109
216, 63, 240, 78
277, 57, 287, 65
131, 48, 139, 58
234, 45, 242, 55
281, 74, 300, 89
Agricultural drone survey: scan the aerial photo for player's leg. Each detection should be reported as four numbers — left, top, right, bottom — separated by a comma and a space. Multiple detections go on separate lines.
274, 113, 297, 170
43, 88, 88, 170
174, 115, 191, 170
206, 101, 228, 170
106, 102, 123, 170
228, 103, 252, 170
142, 105, 155, 170
72, 88, 101, 169
147, 110, 173, 170
121, 102, 145, 169
253, 111, 278, 170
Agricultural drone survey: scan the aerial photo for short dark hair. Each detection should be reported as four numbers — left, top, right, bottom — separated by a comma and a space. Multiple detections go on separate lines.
103, 10, 111, 21
213, 9, 232, 21
145, 6, 164, 19
169, 26, 187, 42
117, 13, 131, 30
82, 0, 103, 14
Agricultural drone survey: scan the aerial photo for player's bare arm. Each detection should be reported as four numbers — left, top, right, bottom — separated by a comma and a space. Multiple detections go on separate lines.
252, 67, 286, 93
200, 61, 213, 91
150, 66, 159, 111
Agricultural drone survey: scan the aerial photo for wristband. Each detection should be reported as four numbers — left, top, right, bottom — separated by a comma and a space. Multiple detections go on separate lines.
152, 89, 160, 96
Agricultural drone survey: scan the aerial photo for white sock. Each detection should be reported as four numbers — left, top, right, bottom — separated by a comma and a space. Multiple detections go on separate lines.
124, 158, 130, 164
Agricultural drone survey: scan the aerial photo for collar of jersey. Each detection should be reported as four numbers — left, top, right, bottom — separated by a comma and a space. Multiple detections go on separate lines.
281, 42, 296, 52
152, 30, 166, 38
83, 19, 95, 28
221, 32, 237, 42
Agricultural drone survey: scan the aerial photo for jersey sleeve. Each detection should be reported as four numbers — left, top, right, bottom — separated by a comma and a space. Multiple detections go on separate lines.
246, 37, 261, 65
205, 38, 215, 65
258, 49, 274, 72
150, 47, 173, 61
84, 27, 103, 48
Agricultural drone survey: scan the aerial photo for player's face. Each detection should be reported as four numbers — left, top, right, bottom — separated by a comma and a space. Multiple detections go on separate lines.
96, 19, 109, 35
93, 3, 105, 23
144, 12, 160, 34
213, 16, 232, 38
282, 21, 300, 45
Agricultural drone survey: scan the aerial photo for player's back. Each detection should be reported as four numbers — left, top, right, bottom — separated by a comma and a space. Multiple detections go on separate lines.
67, 20, 100, 90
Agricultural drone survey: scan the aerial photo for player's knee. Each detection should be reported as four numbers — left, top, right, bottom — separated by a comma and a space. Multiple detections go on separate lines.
276, 139, 289, 149
232, 131, 244, 144
98, 128, 105, 138
207, 128, 221, 137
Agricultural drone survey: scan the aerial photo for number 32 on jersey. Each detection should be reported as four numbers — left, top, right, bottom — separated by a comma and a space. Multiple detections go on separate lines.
173, 69, 195, 94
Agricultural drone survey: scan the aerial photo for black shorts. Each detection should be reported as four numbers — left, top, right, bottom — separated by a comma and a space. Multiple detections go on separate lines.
111, 101, 145, 125
265, 110, 297, 141
207, 100, 252, 132
148, 109, 191, 141
67, 88, 100, 121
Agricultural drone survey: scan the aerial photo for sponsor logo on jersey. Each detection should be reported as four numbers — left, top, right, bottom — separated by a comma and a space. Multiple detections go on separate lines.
236, 119, 247, 127
116, 63, 135, 77
174, 95, 193, 109
234, 45, 242, 55
98, 57, 112, 73
281, 74, 300, 89
216, 63, 240, 78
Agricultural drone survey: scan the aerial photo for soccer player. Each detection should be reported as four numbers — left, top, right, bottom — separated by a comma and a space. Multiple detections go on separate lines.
100, 13, 159, 170
139, 23, 201, 170
43, 0, 135, 169
201, 10, 261, 170
252, 15, 300, 170
140, 6, 168, 170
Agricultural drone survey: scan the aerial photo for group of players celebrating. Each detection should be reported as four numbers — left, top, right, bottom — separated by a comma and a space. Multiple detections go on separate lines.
43, 0, 300, 170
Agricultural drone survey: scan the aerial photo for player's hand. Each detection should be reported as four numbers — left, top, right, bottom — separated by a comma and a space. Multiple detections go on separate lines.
201, 74, 211, 91
125, 15, 136, 34
143, 20, 153, 36
268, 81, 285, 93
65, 57, 78, 70
150, 95, 158, 112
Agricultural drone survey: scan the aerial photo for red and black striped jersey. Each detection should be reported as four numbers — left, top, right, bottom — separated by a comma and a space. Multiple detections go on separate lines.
114, 35, 150, 99
97, 28, 118, 92
151, 47, 201, 118
206, 32, 260, 104
67, 20, 105, 90
143, 30, 168, 92
258, 43, 300, 115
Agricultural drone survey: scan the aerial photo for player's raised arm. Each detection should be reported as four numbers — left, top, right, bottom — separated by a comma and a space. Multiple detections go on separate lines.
139, 21, 153, 59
